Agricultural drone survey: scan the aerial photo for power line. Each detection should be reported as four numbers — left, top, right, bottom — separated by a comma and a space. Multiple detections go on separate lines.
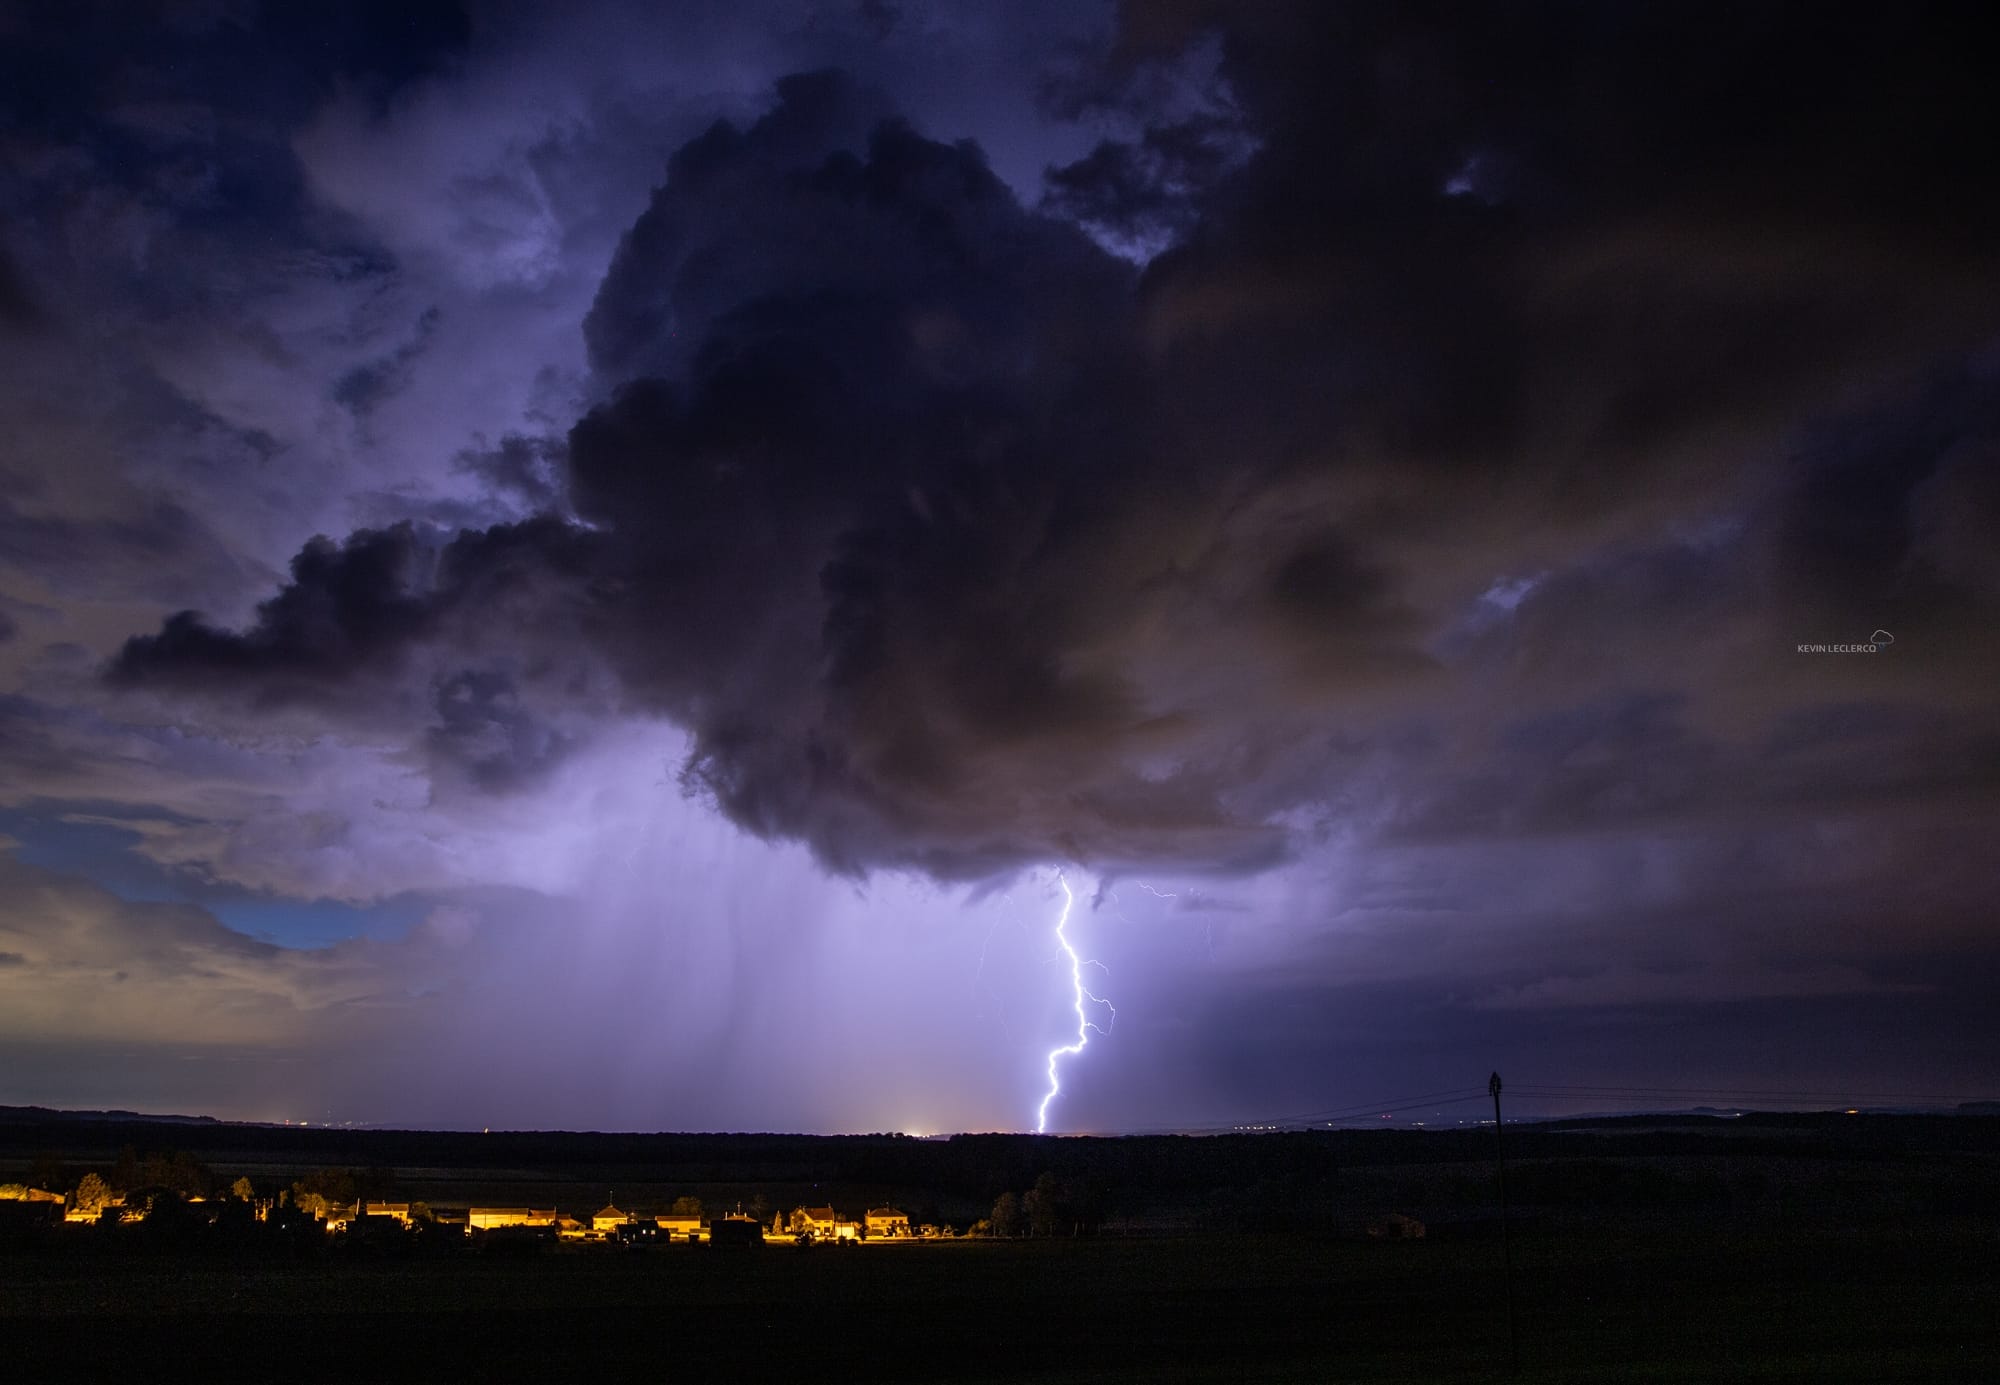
1280, 1085, 1490, 1124
1161, 1085, 1488, 1134
1308, 1093, 1492, 1126
1511, 1083, 1985, 1103
1129, 1078, 1992, 1137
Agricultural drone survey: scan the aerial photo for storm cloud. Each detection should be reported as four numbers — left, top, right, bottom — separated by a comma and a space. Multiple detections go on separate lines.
111, 8, 2000, 887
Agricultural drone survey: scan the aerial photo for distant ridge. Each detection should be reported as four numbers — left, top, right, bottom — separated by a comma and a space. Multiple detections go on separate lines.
2, 1102, 1994, 1135
0, 1104, 222, 1127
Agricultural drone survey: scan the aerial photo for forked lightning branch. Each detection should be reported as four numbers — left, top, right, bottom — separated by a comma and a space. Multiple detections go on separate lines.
1034, 871, 1115, 1134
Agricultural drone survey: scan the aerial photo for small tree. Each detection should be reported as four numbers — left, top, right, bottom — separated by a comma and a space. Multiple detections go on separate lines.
74, 1173, 111, 1214
670, 1196, 704, 1219
292, 1168, 357, 1220
1024, 1172, 1067, 1237
991, 1191, 1025, 1238
230, 1176, 256, 1202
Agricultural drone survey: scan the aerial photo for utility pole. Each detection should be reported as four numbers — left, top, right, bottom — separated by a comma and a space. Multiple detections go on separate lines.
1491, 1071, 1520, 1374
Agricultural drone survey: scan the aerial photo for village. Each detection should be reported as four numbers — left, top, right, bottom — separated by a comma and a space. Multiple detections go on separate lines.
339, 1198, 925, 1246
2, 1177, 933, 1247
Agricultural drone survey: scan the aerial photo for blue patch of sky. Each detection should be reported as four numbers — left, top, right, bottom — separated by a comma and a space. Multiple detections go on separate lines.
0, 806, 427, 950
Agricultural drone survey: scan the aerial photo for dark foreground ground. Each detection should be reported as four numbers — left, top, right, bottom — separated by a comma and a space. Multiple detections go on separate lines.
4, 1217, 1995, 1383
4, 1113, 1997, 1380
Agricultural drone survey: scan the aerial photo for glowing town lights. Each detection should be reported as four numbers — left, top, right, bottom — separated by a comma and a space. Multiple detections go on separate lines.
1034, 870, 1115, 1134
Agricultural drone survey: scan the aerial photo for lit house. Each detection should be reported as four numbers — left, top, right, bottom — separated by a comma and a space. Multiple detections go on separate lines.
791, 1205, 837, 1239
469, 1207, 558, 1231
592, 1202, 629, 1235
328, 1201, 413, 1235
65, 1193, 125, 1224
865, 1208, 910, 1239
791, 1205, 859, 1241
1, 1187, 65, 1209
654, 1213, 702, 1241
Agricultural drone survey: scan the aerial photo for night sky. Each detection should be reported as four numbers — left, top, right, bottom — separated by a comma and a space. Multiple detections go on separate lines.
2, 2, 1996, 1134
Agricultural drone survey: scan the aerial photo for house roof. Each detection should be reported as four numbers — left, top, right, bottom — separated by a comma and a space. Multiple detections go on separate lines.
798, 1205, 836, 1220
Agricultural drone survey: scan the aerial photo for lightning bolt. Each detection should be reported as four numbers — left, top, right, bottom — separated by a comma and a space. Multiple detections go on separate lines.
1133, 879, 1216, 961
1035, 870, 1114, 1134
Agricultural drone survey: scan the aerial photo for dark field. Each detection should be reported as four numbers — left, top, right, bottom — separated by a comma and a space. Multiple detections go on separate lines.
3, 1113, 1997, 1381
5, 1223, 1995, 1381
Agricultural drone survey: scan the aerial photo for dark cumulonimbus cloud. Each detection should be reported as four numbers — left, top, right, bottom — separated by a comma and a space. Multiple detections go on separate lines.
109, 9, 2000, 881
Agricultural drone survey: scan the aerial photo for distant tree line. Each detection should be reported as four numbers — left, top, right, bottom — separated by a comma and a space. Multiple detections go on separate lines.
17, 1115, 1993, 1212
